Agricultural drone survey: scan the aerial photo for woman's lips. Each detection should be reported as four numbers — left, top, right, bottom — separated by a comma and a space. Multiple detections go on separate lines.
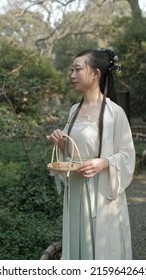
72, 81, 78, 86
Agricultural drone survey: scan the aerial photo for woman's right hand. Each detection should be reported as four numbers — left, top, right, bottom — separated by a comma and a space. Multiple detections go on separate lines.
47, 129, 65, 152
46, 129, 64, 144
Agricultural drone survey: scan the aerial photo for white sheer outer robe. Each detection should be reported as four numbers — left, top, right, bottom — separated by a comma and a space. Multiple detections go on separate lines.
55, 98, 135, 260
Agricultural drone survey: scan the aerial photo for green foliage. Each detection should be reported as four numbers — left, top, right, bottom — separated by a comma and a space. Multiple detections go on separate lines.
0, 102, 68, 142
0, 209, 62, 260
0, 40, 66, 115
0, 8, 51, 51
113, 16, 146, 120
0, 139, 63, 259
53, 34, 97, 72
0, 104, 19, 138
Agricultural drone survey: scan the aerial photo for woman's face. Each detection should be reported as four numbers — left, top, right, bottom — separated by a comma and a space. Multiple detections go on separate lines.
71, 55, 97, 92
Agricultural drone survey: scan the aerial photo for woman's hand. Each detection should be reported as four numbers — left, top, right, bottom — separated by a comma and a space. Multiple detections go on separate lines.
46, 129, 65, 152
76, 158, 109, 178
46, 129, 64, 144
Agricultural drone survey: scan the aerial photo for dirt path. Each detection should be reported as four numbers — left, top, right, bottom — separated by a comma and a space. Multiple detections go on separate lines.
127, 170, 146, 260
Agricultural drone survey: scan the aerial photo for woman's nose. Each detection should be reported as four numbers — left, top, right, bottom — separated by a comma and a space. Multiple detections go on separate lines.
71, 72, 76, 79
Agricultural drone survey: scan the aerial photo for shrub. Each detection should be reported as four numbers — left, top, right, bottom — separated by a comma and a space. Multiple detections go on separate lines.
0, 139, 63, 259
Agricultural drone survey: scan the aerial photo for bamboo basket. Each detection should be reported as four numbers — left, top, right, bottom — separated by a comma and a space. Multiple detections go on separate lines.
47, 134, 82, 175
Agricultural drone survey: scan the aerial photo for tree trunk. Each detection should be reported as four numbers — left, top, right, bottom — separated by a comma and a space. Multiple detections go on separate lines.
127, 0, 142, 17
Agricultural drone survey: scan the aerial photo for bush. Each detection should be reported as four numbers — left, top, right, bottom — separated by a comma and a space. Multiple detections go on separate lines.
0, 139, 63, 259
0, 209, 62, 259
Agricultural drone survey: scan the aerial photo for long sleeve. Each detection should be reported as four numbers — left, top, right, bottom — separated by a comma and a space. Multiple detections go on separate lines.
103, 101, 135, 200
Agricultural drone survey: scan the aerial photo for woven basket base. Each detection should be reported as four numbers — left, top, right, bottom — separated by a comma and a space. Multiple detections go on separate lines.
47, 161, 82, 172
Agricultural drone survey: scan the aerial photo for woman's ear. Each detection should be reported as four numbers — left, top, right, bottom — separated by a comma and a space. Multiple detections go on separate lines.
93, 68, 101, 80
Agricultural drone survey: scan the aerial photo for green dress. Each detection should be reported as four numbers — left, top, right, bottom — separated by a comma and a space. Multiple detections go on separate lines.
63, 114, 99, 259
69, 173, 99, 259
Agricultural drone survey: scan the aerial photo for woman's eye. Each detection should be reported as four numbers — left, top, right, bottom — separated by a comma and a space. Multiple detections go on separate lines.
71, 67, 82, 73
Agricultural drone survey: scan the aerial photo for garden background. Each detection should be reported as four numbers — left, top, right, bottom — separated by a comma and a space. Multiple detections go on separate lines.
0, 0, 146, 259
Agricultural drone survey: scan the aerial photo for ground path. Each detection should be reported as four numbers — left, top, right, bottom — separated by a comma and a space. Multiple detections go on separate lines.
127, 169, 146, 260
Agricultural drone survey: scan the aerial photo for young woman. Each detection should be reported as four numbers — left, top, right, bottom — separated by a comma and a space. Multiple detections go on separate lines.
47, 49, 135, 260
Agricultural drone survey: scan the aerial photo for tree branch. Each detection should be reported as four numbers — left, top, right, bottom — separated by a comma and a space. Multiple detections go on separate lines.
0, 83, 33, 166
55, 0, 76, 6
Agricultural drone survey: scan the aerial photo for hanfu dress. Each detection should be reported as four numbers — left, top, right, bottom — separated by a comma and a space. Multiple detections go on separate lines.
52, 98, 135, 260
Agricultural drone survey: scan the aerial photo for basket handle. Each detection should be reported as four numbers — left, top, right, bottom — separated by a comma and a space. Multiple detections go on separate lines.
51, 133, 82, 164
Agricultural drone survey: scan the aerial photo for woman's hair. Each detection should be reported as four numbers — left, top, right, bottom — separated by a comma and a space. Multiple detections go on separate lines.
67, 49, 121, 157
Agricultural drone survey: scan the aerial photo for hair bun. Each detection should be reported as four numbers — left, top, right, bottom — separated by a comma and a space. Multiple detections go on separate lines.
105, 49, 121, 72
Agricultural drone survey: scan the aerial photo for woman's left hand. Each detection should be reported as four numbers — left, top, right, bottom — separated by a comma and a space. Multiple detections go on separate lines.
76, 158, 109, 178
